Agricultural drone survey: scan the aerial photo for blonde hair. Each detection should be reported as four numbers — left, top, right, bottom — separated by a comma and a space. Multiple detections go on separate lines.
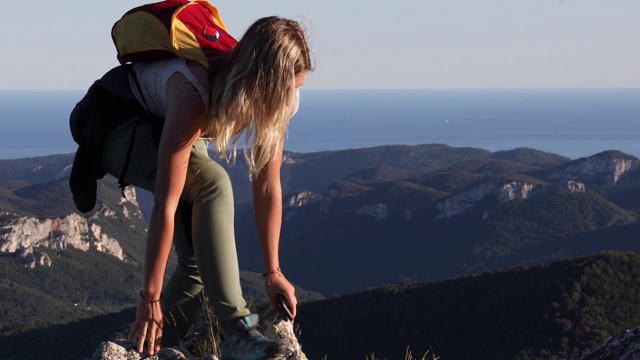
207, 17, 313, 177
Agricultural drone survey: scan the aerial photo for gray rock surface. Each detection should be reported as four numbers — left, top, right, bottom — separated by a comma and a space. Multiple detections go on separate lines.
563, 325, 640, 360
88, 307, 306, 360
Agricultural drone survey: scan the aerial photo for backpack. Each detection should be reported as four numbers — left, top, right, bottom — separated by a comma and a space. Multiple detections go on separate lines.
111, 0, 238, 68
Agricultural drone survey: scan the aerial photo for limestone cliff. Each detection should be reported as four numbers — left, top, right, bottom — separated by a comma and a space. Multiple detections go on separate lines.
434, 180, 584, 218
0, 187, 145, 266
551, 151, 639, 186
434, 151, 638, 219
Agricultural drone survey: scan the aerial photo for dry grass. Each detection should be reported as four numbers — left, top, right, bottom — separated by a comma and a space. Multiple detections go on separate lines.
175, 295, 439, 360
366, 346, 439, 360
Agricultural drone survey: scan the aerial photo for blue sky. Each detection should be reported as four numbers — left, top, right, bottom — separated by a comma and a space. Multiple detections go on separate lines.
2, 0, 639, 90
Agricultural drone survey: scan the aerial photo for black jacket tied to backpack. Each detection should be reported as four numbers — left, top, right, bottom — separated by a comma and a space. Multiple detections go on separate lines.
69, 65, 147, 213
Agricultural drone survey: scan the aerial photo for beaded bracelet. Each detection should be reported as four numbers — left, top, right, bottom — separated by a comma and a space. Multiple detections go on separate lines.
263, 267, 282, 285
140, 290, 162, 303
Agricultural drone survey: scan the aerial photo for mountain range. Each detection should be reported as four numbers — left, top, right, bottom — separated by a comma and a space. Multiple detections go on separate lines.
1, 144, 639, 359
235, 145, 640, 295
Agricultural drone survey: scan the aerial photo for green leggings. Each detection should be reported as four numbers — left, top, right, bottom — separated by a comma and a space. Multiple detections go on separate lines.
101, 116, 251, 344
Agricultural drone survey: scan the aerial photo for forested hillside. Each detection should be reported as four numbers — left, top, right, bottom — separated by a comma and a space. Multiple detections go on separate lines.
2, 251, 639, 360
296, 251, 640, 360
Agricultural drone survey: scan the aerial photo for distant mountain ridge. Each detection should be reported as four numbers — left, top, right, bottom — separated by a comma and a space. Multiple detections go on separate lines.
234, 147, 640, 295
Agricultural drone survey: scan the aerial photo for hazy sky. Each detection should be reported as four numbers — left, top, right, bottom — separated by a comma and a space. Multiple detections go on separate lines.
2, 1, 639, 90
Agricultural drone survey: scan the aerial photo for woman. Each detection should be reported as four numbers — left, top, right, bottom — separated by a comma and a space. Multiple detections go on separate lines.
96, 16, 312, 359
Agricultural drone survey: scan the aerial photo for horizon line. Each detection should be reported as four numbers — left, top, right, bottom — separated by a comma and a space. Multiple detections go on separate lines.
1, 87, 640, 92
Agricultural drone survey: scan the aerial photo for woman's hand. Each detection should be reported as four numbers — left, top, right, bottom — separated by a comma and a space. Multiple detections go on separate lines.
265, 270, 297, 320
128, 296, 164, 355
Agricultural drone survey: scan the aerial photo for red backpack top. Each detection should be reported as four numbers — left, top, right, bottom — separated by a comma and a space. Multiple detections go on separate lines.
111, 0, 238, 69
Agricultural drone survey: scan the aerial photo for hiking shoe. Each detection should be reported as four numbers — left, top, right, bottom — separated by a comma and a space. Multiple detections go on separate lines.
220, 314, 288, 360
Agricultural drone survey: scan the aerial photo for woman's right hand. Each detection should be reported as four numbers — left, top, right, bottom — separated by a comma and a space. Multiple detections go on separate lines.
128, 295, 164, 355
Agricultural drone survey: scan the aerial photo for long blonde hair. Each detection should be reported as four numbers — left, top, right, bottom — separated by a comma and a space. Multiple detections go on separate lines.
207, 17, 313, 177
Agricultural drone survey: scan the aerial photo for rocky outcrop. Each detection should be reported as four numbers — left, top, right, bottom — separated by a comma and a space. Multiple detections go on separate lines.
353, 203, 389, 219
89, 222, 125, 260
0, 211, 125, 263
88, 308, 307, 360
286, 191, 319, 208
551, 152, 640, 186
435, 180, 585, 218
556, 180, 586, 193
433, 152, 639, 221
284, 191, 322, 221
0, 186, 146, 265
88, 340, 213, 360
1, 212, 91, 253
563, 324, 640, 360
16, 247, 52, 268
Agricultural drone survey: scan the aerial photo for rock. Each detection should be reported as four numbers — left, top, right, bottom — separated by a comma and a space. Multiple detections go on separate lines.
352, 203, 389, 219
0, 210, 126, 262
15, 247, 52, 268
88, 339, 211, 360
556, 180, 586, 193
496, 181, 536, 202
286, 191, 319, 208
259, 307, 308, 360
562, 325, 640, 360
88, 307, 306, 360
434, 179, 586, 219
434, 180, 548, 218
551, 151, 639, 186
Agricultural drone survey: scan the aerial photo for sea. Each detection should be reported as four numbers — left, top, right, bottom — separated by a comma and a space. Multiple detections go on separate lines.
0, 88, 638, 160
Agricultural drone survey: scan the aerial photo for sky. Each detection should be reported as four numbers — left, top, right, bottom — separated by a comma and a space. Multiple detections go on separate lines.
2, 1, 639, 90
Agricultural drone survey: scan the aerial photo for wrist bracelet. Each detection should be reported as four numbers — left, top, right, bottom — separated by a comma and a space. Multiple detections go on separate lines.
140, 290, 162, 303
263, 267, 281, 285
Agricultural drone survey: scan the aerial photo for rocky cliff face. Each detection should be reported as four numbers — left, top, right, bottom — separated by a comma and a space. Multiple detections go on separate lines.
0, 187, 145, 266
434, 151, 639, 219
434, 180, 584, 218
15, 246, 53, 269
551, 151, 640, 186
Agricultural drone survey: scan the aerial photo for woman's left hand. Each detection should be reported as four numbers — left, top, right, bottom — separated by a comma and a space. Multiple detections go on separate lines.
128, 296, 164, 355
265, 270, 297, 320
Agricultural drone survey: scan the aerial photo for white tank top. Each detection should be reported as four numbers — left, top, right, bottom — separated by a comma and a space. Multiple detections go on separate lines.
129, 58, 209, 117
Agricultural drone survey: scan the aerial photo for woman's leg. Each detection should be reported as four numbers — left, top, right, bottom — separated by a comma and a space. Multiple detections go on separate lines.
181, 140, 251, 328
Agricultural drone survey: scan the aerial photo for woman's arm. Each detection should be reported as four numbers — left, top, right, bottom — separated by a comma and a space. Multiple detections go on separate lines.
252, 139, 297, 318
129, 69, 206, 355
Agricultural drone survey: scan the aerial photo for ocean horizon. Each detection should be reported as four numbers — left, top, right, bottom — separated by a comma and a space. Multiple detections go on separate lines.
1, 88, 639, 161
